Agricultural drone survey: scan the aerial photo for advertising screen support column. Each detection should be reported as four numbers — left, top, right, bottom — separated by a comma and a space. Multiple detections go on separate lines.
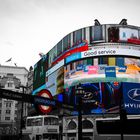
78, 97, 82, 140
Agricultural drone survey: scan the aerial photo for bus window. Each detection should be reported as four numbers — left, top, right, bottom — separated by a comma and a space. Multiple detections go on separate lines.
27, 118, 34, 126
34, 118, 43, 126
44, 117, 59, 125
27, 118, 43, 126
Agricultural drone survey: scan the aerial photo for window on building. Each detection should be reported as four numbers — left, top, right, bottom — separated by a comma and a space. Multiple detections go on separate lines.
0, 110, 1, 114
7, 73, 14, 76
82, 120, 93, 129
7, 82, 13, 87
82, 28, 86, 40
68, 120, 77, 130
15, 110, 17, 115
5, 110, 11, 114
73, 29, 82, 45
90, 26, 103, 43
0, 103, 2, 107
108, 27, 119, 42
63, 34, 71, 51
5, 117, 10, 120
6, 103, 11, 107
57, 40, 63, 56
15, 103, 18, 108
14, 117, 17, 121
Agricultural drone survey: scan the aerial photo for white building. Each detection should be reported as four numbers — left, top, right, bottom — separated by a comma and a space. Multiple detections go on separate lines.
0, 65, 28, 135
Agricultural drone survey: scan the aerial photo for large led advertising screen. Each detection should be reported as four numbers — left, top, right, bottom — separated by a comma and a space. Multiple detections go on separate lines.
46, 67, 64, 97
64, 55, 140, 114
65, 82, 122, 114
64, 56, 140, 88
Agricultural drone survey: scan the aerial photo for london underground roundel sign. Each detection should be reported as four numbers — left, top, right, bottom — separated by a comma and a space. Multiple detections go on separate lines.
37, 89, 53, 114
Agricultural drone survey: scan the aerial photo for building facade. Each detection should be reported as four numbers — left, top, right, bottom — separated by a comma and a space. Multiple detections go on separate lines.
30, 21, 140, 140
26, 66, 37, 116
0, 65, 28, 136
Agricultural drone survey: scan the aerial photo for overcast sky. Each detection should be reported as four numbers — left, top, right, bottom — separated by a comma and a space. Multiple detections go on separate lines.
0, 0, 139, 69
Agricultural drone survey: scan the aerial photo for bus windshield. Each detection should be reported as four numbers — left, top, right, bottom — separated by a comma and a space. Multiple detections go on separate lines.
27, 118, 43, 126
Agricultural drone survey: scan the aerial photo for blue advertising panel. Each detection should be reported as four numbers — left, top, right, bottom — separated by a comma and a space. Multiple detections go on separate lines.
105, 66, 116, 77
116, 57, 124, 67
123, 82, 140, 114
65, 82, 122, 114
65, 52, 81, 64
76, 64, 84, 71
118, 66, 127, 72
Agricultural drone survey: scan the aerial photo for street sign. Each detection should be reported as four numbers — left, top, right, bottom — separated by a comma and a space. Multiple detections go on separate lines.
37, 89, 53, 114
0, 88, 74, 110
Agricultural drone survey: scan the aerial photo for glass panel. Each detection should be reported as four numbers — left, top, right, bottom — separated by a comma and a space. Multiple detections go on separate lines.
57, 40, 63, 56
68, 121, 77, 130
44, 117, 58, 125
82, 120, 93, 129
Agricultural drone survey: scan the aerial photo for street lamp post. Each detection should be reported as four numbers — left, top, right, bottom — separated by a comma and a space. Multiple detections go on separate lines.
19, 85, 26, 140
119, 91, 127, 140
75, 85, 83, 140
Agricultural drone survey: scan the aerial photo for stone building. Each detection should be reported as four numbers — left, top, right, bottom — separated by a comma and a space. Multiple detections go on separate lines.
0, 65, 28, 136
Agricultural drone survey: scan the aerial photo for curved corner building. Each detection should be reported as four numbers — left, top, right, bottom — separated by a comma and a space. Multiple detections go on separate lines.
33, 23, 140, 115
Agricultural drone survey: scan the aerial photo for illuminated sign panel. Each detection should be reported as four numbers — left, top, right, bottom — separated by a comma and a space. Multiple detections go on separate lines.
123, 82, 140, 114
65, 82, 122, 114
105, 66, 116, 78
64, 57, 140, 88
88, 66, 98, 74
119, 28, 139, 41
46, 59, 64, 77
46, 67, 64, 96
65, 53, 81, 64
81, 48, 140, 58
33, 55, 48, 90
37, 89, 53, 114
98, 64, 107, 74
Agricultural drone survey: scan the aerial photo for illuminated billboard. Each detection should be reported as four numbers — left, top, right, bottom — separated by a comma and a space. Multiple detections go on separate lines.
64, 57, 140, 88
65, 82, 122, 114
46, 67, 64, 97
33, 23, 140, 115
119, 27, 139, 42
123, 82, 140, 114
108, 26, 140, 44
33, 55, 48, 90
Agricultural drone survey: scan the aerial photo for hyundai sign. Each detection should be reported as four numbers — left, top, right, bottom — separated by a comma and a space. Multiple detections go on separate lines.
123, 82, 140, 114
